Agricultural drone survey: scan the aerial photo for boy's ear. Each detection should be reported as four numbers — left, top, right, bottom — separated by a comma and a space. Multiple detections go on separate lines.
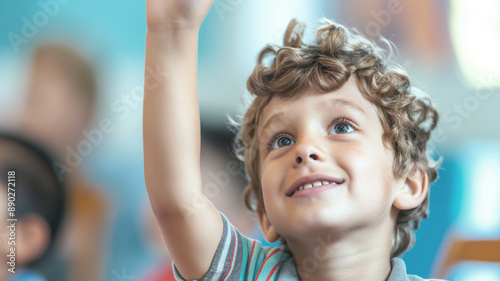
256, 204, 280, 243
393, 164, 429, 210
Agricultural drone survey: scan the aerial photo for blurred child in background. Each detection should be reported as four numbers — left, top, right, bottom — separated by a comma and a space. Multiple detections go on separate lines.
16, 44, 109, 281
0, 132, 66, 281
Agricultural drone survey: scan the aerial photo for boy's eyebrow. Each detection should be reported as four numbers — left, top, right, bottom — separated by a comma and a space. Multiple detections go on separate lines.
260, 112, 286, 137
259, 98, 366, 137
329, 98, 366, 115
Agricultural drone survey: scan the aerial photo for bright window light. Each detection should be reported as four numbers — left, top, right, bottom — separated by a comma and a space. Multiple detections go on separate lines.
458, 145, 500, 236
450, 0, 500, 88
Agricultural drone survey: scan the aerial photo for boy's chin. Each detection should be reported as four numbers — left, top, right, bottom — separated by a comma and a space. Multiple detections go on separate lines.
274, 210, 353, 237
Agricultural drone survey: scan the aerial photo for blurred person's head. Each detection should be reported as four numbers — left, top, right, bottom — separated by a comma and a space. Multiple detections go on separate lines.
0, 132, 66, 277
20, 43, 97, 156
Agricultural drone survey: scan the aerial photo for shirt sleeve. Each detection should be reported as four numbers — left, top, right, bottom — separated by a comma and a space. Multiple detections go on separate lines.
173, 212, 291, 281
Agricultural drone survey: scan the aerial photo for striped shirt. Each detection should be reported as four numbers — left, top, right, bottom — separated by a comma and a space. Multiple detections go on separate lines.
173, 213, 446, 281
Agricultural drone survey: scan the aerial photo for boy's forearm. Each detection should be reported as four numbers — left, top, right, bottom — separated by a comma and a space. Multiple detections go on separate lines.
143, 29, 203, 213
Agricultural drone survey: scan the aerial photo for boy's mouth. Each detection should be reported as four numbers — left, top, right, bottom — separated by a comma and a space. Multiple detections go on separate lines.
286, 174, 345, 197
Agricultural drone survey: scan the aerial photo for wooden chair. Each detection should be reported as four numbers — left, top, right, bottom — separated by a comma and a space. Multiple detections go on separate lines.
433, 236, 500, 278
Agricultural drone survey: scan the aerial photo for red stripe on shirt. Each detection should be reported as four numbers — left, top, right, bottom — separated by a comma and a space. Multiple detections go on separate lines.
265, 265, 278, 281
222, 228, 238, 281
254, 248, 281, 280
246, 241, 256, 281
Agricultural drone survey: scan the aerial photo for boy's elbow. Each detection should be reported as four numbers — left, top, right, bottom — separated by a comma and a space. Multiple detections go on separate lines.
144, 181, 205, 216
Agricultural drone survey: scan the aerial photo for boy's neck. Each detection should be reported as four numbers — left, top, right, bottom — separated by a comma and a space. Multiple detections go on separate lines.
287, 224, 394, 281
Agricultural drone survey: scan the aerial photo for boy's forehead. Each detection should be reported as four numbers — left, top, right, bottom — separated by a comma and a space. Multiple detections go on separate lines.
258, 77, 374, 131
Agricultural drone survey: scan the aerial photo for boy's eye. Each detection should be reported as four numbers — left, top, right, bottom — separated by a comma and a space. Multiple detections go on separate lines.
269, 134, 295, 150
329, 122, 354, 135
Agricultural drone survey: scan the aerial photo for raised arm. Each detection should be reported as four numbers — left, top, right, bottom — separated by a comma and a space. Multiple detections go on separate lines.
142, 0, 222, 279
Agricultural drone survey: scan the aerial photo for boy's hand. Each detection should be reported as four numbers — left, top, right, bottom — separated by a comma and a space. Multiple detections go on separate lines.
146, 0, 214, 31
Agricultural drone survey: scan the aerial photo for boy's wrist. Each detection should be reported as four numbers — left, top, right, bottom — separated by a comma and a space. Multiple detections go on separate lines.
147, 21, 201, 34
147, 27, 199, 37
146, 28, 199, 51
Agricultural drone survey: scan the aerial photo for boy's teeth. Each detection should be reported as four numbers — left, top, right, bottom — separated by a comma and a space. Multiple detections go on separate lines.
296, 181, 336, 193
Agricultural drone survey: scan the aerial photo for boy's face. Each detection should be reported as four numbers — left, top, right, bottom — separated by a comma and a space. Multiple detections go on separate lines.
257, 77, 404, 243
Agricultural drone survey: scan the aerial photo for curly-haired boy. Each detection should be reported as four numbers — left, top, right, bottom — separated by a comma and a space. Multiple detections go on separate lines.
142, 1, 443, 280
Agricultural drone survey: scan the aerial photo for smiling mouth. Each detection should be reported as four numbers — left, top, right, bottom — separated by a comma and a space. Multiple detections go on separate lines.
287, 175, 345, 197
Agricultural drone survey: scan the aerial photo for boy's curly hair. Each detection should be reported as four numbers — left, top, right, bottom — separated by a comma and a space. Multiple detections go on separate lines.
234, 19, 440, 258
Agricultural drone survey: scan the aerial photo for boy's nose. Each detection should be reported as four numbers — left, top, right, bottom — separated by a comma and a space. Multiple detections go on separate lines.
296, 153, 319, 164
293, 138, 324, 166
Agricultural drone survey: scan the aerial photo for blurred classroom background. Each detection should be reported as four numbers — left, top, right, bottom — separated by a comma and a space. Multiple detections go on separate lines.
0, 0, 499, 280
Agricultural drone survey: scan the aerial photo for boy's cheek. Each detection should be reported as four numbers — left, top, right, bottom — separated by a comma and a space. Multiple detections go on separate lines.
261, 165, 288, 201
261, 169, 280, 194
335, 146, 371, 171
337, 146, 392, 186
